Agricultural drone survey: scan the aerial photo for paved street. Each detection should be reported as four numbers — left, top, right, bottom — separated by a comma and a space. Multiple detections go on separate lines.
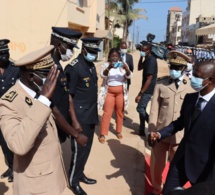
0, 51, 169, 195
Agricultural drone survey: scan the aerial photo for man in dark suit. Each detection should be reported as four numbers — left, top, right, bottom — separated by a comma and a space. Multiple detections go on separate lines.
120, 41, 134, 90
148, 61, 215, 195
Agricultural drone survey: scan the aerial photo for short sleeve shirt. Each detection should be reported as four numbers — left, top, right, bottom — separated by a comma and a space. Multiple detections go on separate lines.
142, 55, 158, 95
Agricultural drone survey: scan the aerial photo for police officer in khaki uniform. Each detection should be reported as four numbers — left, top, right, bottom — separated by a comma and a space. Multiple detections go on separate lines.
0, 39, 20, 182
0, 46, 67, 195
148, 51, 194, 195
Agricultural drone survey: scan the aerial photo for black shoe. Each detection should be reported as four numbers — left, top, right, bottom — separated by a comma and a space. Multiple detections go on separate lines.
70, 184, 87, 195
8, 173, 13, 182
79, 175, 97, 185
1, 168, 12, 179
138, 130, 146, 136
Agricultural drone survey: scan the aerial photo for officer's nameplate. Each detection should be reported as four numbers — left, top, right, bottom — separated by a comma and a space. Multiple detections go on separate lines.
69, 59, 78, 66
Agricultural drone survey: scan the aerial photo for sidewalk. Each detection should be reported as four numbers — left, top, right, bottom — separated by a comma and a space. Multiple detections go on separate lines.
0, 51, 169, 195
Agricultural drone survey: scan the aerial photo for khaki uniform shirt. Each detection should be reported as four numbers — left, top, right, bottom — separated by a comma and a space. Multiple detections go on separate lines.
0, 82, 67, 195
148, 76, 194, 144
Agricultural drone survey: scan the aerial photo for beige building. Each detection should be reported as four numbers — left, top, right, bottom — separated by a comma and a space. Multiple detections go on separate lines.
166, 6, 182, 44
181, 0, 215, 45
0, 0, 105, 60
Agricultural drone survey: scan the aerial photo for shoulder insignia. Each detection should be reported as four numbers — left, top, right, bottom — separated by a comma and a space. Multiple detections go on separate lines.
69, 59, 78, 67
1, 91, 18, 102
25, 97, 33, 106
157, 75, 169, 81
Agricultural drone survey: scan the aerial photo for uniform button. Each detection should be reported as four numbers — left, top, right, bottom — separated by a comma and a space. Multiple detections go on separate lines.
80, 106, 82, 108
2, 79, 4, 82
2, 87, 4, 89
12, 78, 14, 80
39, 172, 42, 175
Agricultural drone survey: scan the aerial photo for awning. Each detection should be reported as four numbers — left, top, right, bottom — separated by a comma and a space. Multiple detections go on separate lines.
94, 29, 112, 39
196, 23, 215, 36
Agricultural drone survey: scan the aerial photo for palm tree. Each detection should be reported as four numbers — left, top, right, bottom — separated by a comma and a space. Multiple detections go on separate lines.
105, 0, 147, 41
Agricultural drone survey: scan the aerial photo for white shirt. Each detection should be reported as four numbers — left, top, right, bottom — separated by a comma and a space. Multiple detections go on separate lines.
19, 80, 51, 107
107, 68, 125, 86
197, 87, 215, 111
121, 53, 126, 63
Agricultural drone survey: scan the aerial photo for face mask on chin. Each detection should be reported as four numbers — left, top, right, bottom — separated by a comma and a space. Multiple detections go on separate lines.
59, 45, 73, 62
190, 76, 209, 92
33, 73, 46, 91
84, 48, 97, 62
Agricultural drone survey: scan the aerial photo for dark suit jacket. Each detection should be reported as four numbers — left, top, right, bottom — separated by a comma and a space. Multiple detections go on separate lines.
121, 53, 134, 86
160, 92, 215, 183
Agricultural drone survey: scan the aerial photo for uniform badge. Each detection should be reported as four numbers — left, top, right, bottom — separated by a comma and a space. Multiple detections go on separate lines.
1, 91, 18, 102
83, 77, 90, 87
183, 79, 187, 84
69, 59, 78, 67
25, 97, 33, 106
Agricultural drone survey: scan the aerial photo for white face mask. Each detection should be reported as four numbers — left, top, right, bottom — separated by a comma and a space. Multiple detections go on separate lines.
186, 63, 193, 71
33, 73, 46, 91
120, 49, 127, 54
59, 45, 73, 62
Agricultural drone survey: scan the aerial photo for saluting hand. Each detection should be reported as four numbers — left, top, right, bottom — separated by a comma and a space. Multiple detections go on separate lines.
41, 65, 60, 99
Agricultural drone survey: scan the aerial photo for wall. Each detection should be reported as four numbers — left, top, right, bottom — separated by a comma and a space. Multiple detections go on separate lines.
0, 0, 68, 60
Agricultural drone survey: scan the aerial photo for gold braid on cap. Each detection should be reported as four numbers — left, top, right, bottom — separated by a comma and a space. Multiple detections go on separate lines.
169, 58, 187, 66
25, 54, 54, 70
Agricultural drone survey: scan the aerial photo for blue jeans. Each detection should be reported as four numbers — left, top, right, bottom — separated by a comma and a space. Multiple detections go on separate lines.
136, 93, 152, 132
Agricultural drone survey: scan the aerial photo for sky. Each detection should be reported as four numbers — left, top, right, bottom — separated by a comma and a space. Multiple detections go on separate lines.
129, 0, 188, 43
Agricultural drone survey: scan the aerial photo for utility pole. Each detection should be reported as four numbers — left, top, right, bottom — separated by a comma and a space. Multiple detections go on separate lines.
136, 26, 139, 45
107, 0, 110, 58
132, 20, 135, 51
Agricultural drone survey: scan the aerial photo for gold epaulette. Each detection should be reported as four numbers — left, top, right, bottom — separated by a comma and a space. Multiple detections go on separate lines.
1, 91, 18, 102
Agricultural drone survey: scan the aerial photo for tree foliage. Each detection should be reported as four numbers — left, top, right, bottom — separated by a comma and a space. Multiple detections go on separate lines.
106, 0, 147, 40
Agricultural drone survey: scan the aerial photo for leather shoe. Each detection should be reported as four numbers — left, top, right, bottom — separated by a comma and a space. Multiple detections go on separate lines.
8, 173, 13, 182
70, 184, 87, 195
79, 175, 97, 184
1, 168, 12, 179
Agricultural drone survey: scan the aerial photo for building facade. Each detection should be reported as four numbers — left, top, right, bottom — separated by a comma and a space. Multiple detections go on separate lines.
181, 0, 215, 46
0, 0, 105, 60
166, 6, 182, 44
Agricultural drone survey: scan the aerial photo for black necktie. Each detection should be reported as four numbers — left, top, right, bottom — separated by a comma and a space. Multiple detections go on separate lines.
191, 97, 204, 123
174, 79, 179, 89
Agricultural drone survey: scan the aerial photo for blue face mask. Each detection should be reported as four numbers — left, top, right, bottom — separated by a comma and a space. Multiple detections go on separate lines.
140, 51, 146, 57
84, 49, 97, 62
170, 69, 182, 79
190, 76, 209, 91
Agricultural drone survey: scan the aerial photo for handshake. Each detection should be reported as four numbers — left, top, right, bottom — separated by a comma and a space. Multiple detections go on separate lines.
147, 132, 160, 147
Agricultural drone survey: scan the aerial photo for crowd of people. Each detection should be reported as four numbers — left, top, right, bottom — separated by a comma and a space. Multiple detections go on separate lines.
1, 26, 215, 195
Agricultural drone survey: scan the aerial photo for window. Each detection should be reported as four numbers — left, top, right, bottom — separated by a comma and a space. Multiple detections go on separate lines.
77, 0, 83, 7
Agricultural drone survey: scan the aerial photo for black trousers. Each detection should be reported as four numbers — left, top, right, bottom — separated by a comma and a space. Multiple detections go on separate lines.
163, 156, 212, 195
69, 124, 95, 186
0, 129, 13, 170
163, 156, 189, 195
